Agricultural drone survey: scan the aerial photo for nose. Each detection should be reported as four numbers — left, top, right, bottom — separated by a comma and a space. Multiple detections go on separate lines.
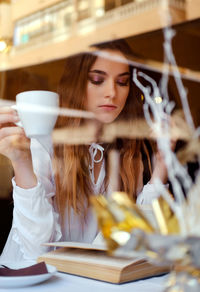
104, 79, 116, 99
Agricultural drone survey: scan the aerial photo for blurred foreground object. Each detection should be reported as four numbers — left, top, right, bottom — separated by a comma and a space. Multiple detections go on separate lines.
92, 191, 200, 291
91, 192, 155, 250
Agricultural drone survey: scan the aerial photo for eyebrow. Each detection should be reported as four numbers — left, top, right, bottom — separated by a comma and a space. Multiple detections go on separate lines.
89, 70, 130, 77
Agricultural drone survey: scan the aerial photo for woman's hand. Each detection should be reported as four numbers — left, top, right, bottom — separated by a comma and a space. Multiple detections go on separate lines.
0, 107, 37, 188
0, 107, 27, 161
149, 151, 168, 184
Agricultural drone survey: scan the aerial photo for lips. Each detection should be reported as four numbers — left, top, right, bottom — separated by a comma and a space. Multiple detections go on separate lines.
98, 104, 117, 110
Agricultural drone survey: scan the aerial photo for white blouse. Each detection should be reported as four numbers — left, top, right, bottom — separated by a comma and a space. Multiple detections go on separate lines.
0, 137, 160, 263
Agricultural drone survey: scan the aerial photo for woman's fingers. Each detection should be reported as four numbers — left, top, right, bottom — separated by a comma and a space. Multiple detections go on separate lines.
0, 106, 16, 114
0, 133, 30, 161
0, 108, 30, 162
0, 107, 19, 124
0, 126, 24, 140
0, 113, 19, 124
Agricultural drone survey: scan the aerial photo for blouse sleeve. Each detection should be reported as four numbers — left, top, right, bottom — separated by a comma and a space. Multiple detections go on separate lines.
0, 136, 62, 263
136, 149, 166, 205
136, 182, 163, 205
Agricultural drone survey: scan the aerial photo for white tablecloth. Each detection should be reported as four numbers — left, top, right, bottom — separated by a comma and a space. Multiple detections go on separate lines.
0, 272, 168, 292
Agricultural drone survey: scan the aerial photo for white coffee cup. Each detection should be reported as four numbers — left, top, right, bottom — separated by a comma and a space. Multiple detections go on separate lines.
15, 90, 59, 138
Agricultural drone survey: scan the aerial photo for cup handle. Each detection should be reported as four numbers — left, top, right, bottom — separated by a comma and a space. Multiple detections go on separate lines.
11, 104, 17, 111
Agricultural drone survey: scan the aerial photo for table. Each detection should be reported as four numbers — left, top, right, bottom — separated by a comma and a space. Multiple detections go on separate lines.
0, 272, 168, 292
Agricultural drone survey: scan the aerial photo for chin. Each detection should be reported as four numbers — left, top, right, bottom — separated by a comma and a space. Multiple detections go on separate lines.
96, 114, 117, 124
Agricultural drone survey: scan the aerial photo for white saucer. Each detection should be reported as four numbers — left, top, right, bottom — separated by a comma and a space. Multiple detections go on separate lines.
0, 262, 57, 288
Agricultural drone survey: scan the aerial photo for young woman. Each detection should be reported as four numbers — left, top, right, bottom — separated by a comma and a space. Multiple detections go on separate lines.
0, 40, 167, 262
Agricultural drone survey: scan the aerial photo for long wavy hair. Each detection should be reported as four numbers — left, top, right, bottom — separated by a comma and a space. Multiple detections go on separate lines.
54, 40, 152, 223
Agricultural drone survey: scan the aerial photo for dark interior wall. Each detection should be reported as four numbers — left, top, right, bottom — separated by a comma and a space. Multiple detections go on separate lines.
127, 18, 200, 70
0, 199, 13, 253
1, 58, 65, 101
0, 155, 13, 253
127, 18, 200, 126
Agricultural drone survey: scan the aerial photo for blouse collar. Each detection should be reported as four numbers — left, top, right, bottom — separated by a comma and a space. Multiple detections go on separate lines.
89, 143, 104, 169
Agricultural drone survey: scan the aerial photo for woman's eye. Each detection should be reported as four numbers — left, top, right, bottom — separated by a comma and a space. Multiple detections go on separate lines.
88, 75, 104, 85
117, 78, 130, 86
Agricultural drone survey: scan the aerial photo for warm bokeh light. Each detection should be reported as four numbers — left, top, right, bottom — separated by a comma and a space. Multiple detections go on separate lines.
154, 96, 163, 104
0, 40, 7, 52
0, 38, 11, 52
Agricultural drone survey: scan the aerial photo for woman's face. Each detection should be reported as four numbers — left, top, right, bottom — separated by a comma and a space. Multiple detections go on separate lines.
85, 49, 130, 123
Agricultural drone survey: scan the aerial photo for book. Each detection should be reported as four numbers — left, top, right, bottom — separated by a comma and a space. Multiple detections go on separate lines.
37, 241, 169, 283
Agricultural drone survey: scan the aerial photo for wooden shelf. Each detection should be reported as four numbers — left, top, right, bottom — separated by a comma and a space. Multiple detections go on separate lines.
0, 0, 195, 71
